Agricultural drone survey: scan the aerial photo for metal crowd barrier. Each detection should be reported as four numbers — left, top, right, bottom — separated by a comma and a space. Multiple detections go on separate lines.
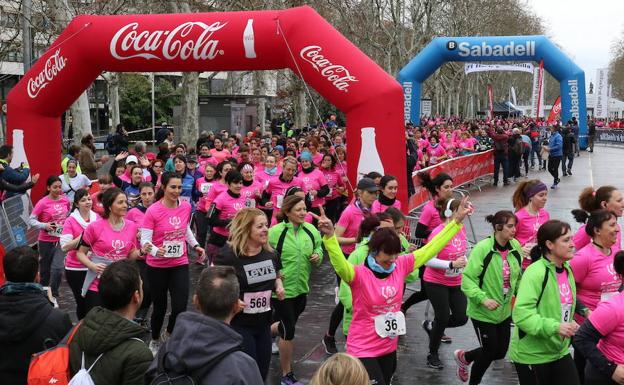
0, 194, 38, 251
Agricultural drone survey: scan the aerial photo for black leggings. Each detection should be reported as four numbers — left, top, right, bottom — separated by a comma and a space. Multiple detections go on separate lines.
327, 302, 344, 337
324, 198, 342, 224
84, 289, 102, 314
548, 156, 562, 185
514, 354, 580, 385
38, 241, 64, 297
272, 294, 307, 340
424, 281, 468, 354
585, 361, 618, 385
359, 350, 397, 385
65, 269, 87, 319
194, 210, 209, 253
402, 267, 428, 312
147, 264, 189, 340
464, 317, 511, 385
135, 260, 152, 321
232, 323, 272, 380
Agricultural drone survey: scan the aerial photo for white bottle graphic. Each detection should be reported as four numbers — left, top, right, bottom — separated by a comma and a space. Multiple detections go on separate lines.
10, 129, 30, 169
357, 127, 384, 181
243, 19, 257, 59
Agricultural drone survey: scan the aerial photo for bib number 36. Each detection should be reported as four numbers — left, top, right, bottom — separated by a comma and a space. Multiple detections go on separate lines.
374, 311, 406, 338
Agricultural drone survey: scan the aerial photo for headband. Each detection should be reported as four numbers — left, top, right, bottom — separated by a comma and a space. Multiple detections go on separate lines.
241, 164, 254, 173
524, 182, 548, 199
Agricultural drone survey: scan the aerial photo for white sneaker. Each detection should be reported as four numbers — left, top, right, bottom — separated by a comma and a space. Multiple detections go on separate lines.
149, 339, 161, 357
272, 337, 280, 355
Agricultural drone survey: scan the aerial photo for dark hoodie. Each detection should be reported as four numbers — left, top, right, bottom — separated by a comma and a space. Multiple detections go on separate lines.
145, 311, 263, 385
69, 306, 152, 385
0, 285, 72, 385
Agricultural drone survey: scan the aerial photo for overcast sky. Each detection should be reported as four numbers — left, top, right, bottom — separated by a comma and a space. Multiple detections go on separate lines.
526, 0, 623, 88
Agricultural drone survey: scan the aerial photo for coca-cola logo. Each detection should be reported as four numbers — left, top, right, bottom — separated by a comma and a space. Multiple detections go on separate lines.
299, 45, 358, 92
552, 101, 562, 115
110, 21, 227, 61
27, 49, 67, 99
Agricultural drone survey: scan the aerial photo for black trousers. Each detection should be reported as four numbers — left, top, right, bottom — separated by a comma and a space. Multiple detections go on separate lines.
548, 156, 562, 185
135, 260, 152, 321
324, 198, 343, 224
38, 241, 64, 297
424, 281, 468, 354
232, 323, 272, 380
514, 354, 580, 385
464, 317, 511, 385
359, 350, 397, 385
194, 210, 209, 253
65, 269, 87, 319
147, 264, 189, 340
272, 294, 307, 340
493, 156, 509, 184
585, 361, 618, 385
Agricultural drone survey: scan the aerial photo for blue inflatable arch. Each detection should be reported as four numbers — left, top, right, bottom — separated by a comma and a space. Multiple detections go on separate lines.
398, 35, 588, 147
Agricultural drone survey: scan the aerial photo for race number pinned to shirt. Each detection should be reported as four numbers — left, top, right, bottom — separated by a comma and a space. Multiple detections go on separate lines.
276, 195, 284, 209
374, 311, 406, 338
243, 290, 272, 314
163, 240, 184, 258
179, 196, 191, 203
557, 270, 573, 323
445, 267, 463, 277
47, 224, 63, 237
245, 198, 256, 208
200, 183, 212, 194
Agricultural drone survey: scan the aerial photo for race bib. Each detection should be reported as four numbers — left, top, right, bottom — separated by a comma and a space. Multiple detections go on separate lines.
47, 225, 63, 237
445, 267, 463, 277
245, 198, 256, 208
243, 290, 272, 314
163, 241, 184, 258
373, 311, 406, 339
179, 196, 191, 203
561, 303, 572, 323
276, 195, 284, 208
200, 183, 211, 194
328, 187, 333, 196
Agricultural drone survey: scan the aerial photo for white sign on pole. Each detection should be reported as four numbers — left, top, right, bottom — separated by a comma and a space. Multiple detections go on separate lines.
421, 99, 432, 117
595, 68, 609, 119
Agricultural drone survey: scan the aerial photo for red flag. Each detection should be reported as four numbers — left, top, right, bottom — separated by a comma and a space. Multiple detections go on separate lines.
547, 96, 561, 123
487, 84, 493, 119
536, 59, 544, 119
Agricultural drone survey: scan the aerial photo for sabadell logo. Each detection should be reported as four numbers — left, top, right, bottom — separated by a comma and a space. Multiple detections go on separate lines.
448, 41, 536, 58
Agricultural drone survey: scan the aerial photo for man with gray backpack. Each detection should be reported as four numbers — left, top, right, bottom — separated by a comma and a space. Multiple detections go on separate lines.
145, 266, 263, 385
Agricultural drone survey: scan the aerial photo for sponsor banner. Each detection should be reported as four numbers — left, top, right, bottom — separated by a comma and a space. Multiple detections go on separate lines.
299, 45, 358, 92
455, 41, 536, 58
595, 68, 609, 119
511, 86, 517, 106
409, 150, 494, 211
547, 96, 561, 123
403, 81, 413, 122
487, 84, 493, 118
464, 62, 534, 74
530, 60, 544, 118
596, 129, 624, 144
27, 49, 67, 99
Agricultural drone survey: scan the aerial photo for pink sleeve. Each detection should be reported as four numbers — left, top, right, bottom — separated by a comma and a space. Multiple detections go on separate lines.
398, 253, 415, 277
32, 200, 44, 217
82, 223, 96, 246
337, 208, 351, 228
419, 204, 433, 227
318, 171, 327, 186
570, 248, 590, 283
370, 201, 381, 214
142, 208, 155, 230
573, 226, 590, 250
61, 217, 75, 236
589, 299, 621, 336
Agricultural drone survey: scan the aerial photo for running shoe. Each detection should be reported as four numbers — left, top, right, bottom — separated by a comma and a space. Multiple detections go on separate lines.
272, 337, 280, 355
322, 334, 338, 355
454, 349, 470, 382
281, 371, 302, 385
148, 339, 161, 357
427, 353, 444, 370
441, 334, 453, 343
421, 320, 432, 338
551, 184, 558, 189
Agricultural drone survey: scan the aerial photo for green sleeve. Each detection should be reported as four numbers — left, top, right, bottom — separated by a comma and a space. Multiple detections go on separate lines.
511, 241, 524, 295
312, 226, 324, 267
268, 225, 281, 248
461, 244, 488, 305
512, 267, 560, 338
412, 221, 462, 270
322, 234, 355, 283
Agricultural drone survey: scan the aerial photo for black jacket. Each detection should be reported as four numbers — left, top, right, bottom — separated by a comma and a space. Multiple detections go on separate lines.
145, 311, 263, 385
69, 306, 152, 385
0, 285, 72, 385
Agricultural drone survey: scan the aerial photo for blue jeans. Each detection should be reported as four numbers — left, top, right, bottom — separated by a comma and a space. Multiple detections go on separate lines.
562, 153, 574, 173
493, 156, 509, 184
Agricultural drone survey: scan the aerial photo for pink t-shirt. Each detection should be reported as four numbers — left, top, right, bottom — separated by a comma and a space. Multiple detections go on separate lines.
501, 250, 511, 294
321, 168, 345, 201
204, 181, 228, 211
211, 192, 247, 237
209, 148, 231, 163
371, 198, 401, 214
265, 175, 305, 211
197, 155, 218, 175
61, 213, 99, 270
254, 167, 282, 188
418, 200, 442, 233
557, 269, 574, 323
515, 207, 550, 269
427, 144, 446, 164
91, 193, 104, 217
125, 207, 146, 227
82, 218, 139, 291
300, 168, 328, 208
423, 224, 467, 286
240, 180, 263, 208
337, 202, 368, 254
574, 224, 622, 252
590, 292, 624, 364
196, 178, 216, 213
571, 243, 622, 323
32, 195, 71, 242
142, 200, 192, 268
311, 152, 324, 166
347, 254, 414, 357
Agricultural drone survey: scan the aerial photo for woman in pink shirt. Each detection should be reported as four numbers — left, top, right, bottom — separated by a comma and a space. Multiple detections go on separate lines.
512, 180, 550, 270
570, 210, 622, 383
572, 186, 624, 251
59, 188, 99, 319
203, 161, 233, 211
254, 155, 280, 187
574, 250, 624, 385
206, 170, 247, 265
238, 162, 263, 209
76, 187, 143, 313
209, 137, 231, 163
298, 151, 330, 214
426, 136, 448, 166
371, 175, 401, 214
335, 178, 378, 257
140, 172, 205, 354
422, 198, 469, 369
262, 157, 304, 224
197, 144, 219, 176
29, 176, 71, 298
320, 154, 346, 223
91, 174, 113, 217
308, 139, 324, 166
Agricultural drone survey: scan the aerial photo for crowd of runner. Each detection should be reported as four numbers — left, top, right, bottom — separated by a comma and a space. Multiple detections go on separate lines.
0, 115, 623, 385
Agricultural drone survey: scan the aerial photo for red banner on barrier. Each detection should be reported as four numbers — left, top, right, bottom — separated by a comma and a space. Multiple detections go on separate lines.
408, 150, 494, 211
547, 96, 561, 123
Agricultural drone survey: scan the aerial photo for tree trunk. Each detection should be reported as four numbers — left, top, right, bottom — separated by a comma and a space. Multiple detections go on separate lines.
70, 91, 92, 141
108, 72, 120, 130
179, 72, 199, 145
254, 71, 267, 134
297, 88, 307, 128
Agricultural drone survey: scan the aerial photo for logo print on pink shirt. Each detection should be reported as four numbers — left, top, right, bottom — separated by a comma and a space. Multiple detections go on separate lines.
169, 216, 181, 229
233, 202, 244, 211
559, 282, 571, 302
111, 240, 126, 253
452, 237, 463, 250
607, 264, 618, 280
381, 286, 397, 303
53, 203, 64, 213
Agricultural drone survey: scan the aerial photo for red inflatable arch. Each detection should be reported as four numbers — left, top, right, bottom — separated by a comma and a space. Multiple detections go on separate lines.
7, 6, 406, 207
